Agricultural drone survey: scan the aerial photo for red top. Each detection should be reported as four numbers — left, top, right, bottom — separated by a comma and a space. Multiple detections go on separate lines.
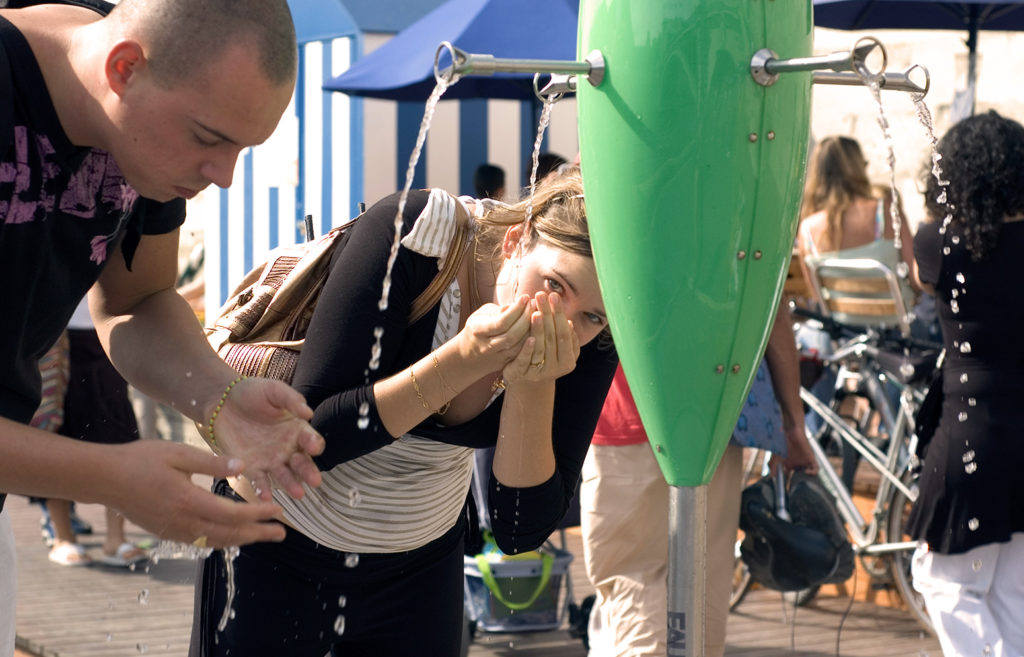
591, 364, 648, 446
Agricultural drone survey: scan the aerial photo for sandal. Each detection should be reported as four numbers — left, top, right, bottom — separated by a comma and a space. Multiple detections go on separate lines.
97, 542, 149, 568
48, 541, 92, 567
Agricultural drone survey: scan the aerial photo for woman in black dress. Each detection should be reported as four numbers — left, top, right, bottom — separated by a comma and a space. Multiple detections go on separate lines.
909, 111, 1024, 656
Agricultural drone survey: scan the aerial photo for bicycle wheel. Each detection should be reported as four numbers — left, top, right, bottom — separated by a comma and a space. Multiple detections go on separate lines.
885, 470, 934, 635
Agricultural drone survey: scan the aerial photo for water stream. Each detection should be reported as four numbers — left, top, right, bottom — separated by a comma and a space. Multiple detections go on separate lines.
866, 79, 906, 258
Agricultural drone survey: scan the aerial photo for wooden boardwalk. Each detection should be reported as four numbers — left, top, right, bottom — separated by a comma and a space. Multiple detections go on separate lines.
8, 492, 942, 657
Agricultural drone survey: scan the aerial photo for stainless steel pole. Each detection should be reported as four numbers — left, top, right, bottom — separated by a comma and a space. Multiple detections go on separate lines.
667, 484, 707, 657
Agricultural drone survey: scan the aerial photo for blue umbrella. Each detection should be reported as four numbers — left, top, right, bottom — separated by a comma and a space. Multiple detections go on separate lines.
813, 0, 1024, 113
323, 0, 579, 100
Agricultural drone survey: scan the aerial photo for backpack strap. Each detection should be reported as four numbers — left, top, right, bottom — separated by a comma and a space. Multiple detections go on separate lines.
408, 197, 470, 324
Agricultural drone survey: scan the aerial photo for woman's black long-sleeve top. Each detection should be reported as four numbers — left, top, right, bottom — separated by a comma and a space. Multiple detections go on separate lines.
290, 190, 618, 552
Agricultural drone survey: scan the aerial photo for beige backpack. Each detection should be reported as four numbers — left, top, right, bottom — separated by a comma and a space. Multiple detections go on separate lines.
205, 198, 469, 383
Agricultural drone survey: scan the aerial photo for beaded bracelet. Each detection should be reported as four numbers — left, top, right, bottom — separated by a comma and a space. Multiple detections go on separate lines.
207, 375, 247, 448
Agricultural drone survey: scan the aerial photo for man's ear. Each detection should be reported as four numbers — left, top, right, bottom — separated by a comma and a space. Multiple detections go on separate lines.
105, 40, 146, 97
501, 224, 524, 258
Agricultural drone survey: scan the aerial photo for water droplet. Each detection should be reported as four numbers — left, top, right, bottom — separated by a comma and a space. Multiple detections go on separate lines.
322, 601, 328, 610
186, 371, 193, 378
190, 399, 197, 406
136, 643, 147, 654
936, 191, 947, 204
959, 342, 972, 354
106, 633, 113, 642
968, 517, 980, 531
345, 553, 359, 568
951, 289, 959, 298
900, 362, 915, 378
338, 594, 347, 608
965, 462, 978, 474
968, 397, 976, 406
962, 450, 975, 462
960, 373, 969, 384
334, 615, 346, 635
972, 559, 982, 571
950, 300, 959, 314
958, 411, 968, 422
348, 488, 361, 507
956, 273, 965, 284
357, 401, 370, 430
943, 246, 951, 255
984, 643, 992, 655
896, 261, 909, 278
137, 589, 149, 605
951, 235, 960, 245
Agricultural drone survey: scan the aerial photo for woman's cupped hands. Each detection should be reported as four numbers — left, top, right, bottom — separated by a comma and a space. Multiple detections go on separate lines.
503, 292, 580, 386
458, 292, 580, 385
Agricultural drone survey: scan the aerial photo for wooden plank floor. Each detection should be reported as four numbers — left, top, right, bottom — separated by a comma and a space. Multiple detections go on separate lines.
10, 493, 942, 657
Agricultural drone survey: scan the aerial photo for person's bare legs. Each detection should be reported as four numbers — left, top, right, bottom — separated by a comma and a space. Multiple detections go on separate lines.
47, 498, 90, 565
102, 506, 147, 564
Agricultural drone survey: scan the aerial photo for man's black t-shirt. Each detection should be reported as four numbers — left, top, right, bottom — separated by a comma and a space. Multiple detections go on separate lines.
0, 12, 186, 508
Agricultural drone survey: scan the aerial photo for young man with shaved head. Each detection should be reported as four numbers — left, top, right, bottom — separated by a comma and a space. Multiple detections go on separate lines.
0, 2, 325, 652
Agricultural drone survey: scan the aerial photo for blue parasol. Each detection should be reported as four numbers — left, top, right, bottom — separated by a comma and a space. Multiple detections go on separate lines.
323, 0, 579, 100
813, 0, 1024, 114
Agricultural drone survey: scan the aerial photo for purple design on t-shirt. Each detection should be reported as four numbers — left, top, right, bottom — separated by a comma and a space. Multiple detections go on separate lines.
61, 150, 138, 218
1, 127, 59, 223
2, 126, 140, 263
89, 234, 108, 264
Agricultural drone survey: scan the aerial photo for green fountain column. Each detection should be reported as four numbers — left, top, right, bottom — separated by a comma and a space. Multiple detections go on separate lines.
577, 1, 812, 654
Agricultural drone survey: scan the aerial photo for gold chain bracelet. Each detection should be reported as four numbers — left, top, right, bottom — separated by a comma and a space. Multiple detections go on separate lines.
410, 366, 450, 416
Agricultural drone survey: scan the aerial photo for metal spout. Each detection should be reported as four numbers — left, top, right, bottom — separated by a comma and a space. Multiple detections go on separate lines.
434, 42, 605, 88
813, 64, 931, 96
752, 36, 892, 87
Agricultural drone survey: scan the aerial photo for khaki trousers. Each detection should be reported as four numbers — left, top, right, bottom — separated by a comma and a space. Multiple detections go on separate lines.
581, 443, 743, 657
1, 510, 15, 657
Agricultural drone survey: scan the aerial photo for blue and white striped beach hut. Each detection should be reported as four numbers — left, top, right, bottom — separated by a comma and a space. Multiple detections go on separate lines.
190, 0, 579, 313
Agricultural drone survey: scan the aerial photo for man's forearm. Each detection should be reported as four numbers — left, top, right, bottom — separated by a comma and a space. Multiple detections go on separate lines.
90, 288, 235, 424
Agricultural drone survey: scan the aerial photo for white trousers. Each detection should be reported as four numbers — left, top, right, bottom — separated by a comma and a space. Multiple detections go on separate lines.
0, 509, 16, 657
581, 443, 742, 657
912, 532, 1024, 657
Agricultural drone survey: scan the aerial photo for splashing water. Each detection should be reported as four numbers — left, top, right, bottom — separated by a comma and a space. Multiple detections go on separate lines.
866, 80, 905, 250
368, 327, 385, 371
524, 97, 557, 233
911, 94, 952, 211
217, 546, 241, 632
368, 76, 460, 377
376, 77, 460, 316
357, 401, 370, 430
151, 540, 214, 561
508, 96, 559, 298
334, 615, 346, 636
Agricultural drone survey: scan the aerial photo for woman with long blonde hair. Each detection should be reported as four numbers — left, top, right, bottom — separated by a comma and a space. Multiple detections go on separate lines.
796, 135, 916, 304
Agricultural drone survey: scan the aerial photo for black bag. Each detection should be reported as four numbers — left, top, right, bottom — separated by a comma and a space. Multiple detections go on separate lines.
739, 471, 854, 592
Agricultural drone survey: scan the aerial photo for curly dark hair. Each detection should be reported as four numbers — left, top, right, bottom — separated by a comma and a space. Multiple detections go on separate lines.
924, 111, 1024, 261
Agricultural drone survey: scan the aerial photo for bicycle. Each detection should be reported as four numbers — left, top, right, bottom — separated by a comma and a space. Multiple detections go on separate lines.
731, 306, 940, 634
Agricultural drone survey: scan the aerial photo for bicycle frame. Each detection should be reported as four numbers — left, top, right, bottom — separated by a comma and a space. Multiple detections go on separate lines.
800, 338, 921, 553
